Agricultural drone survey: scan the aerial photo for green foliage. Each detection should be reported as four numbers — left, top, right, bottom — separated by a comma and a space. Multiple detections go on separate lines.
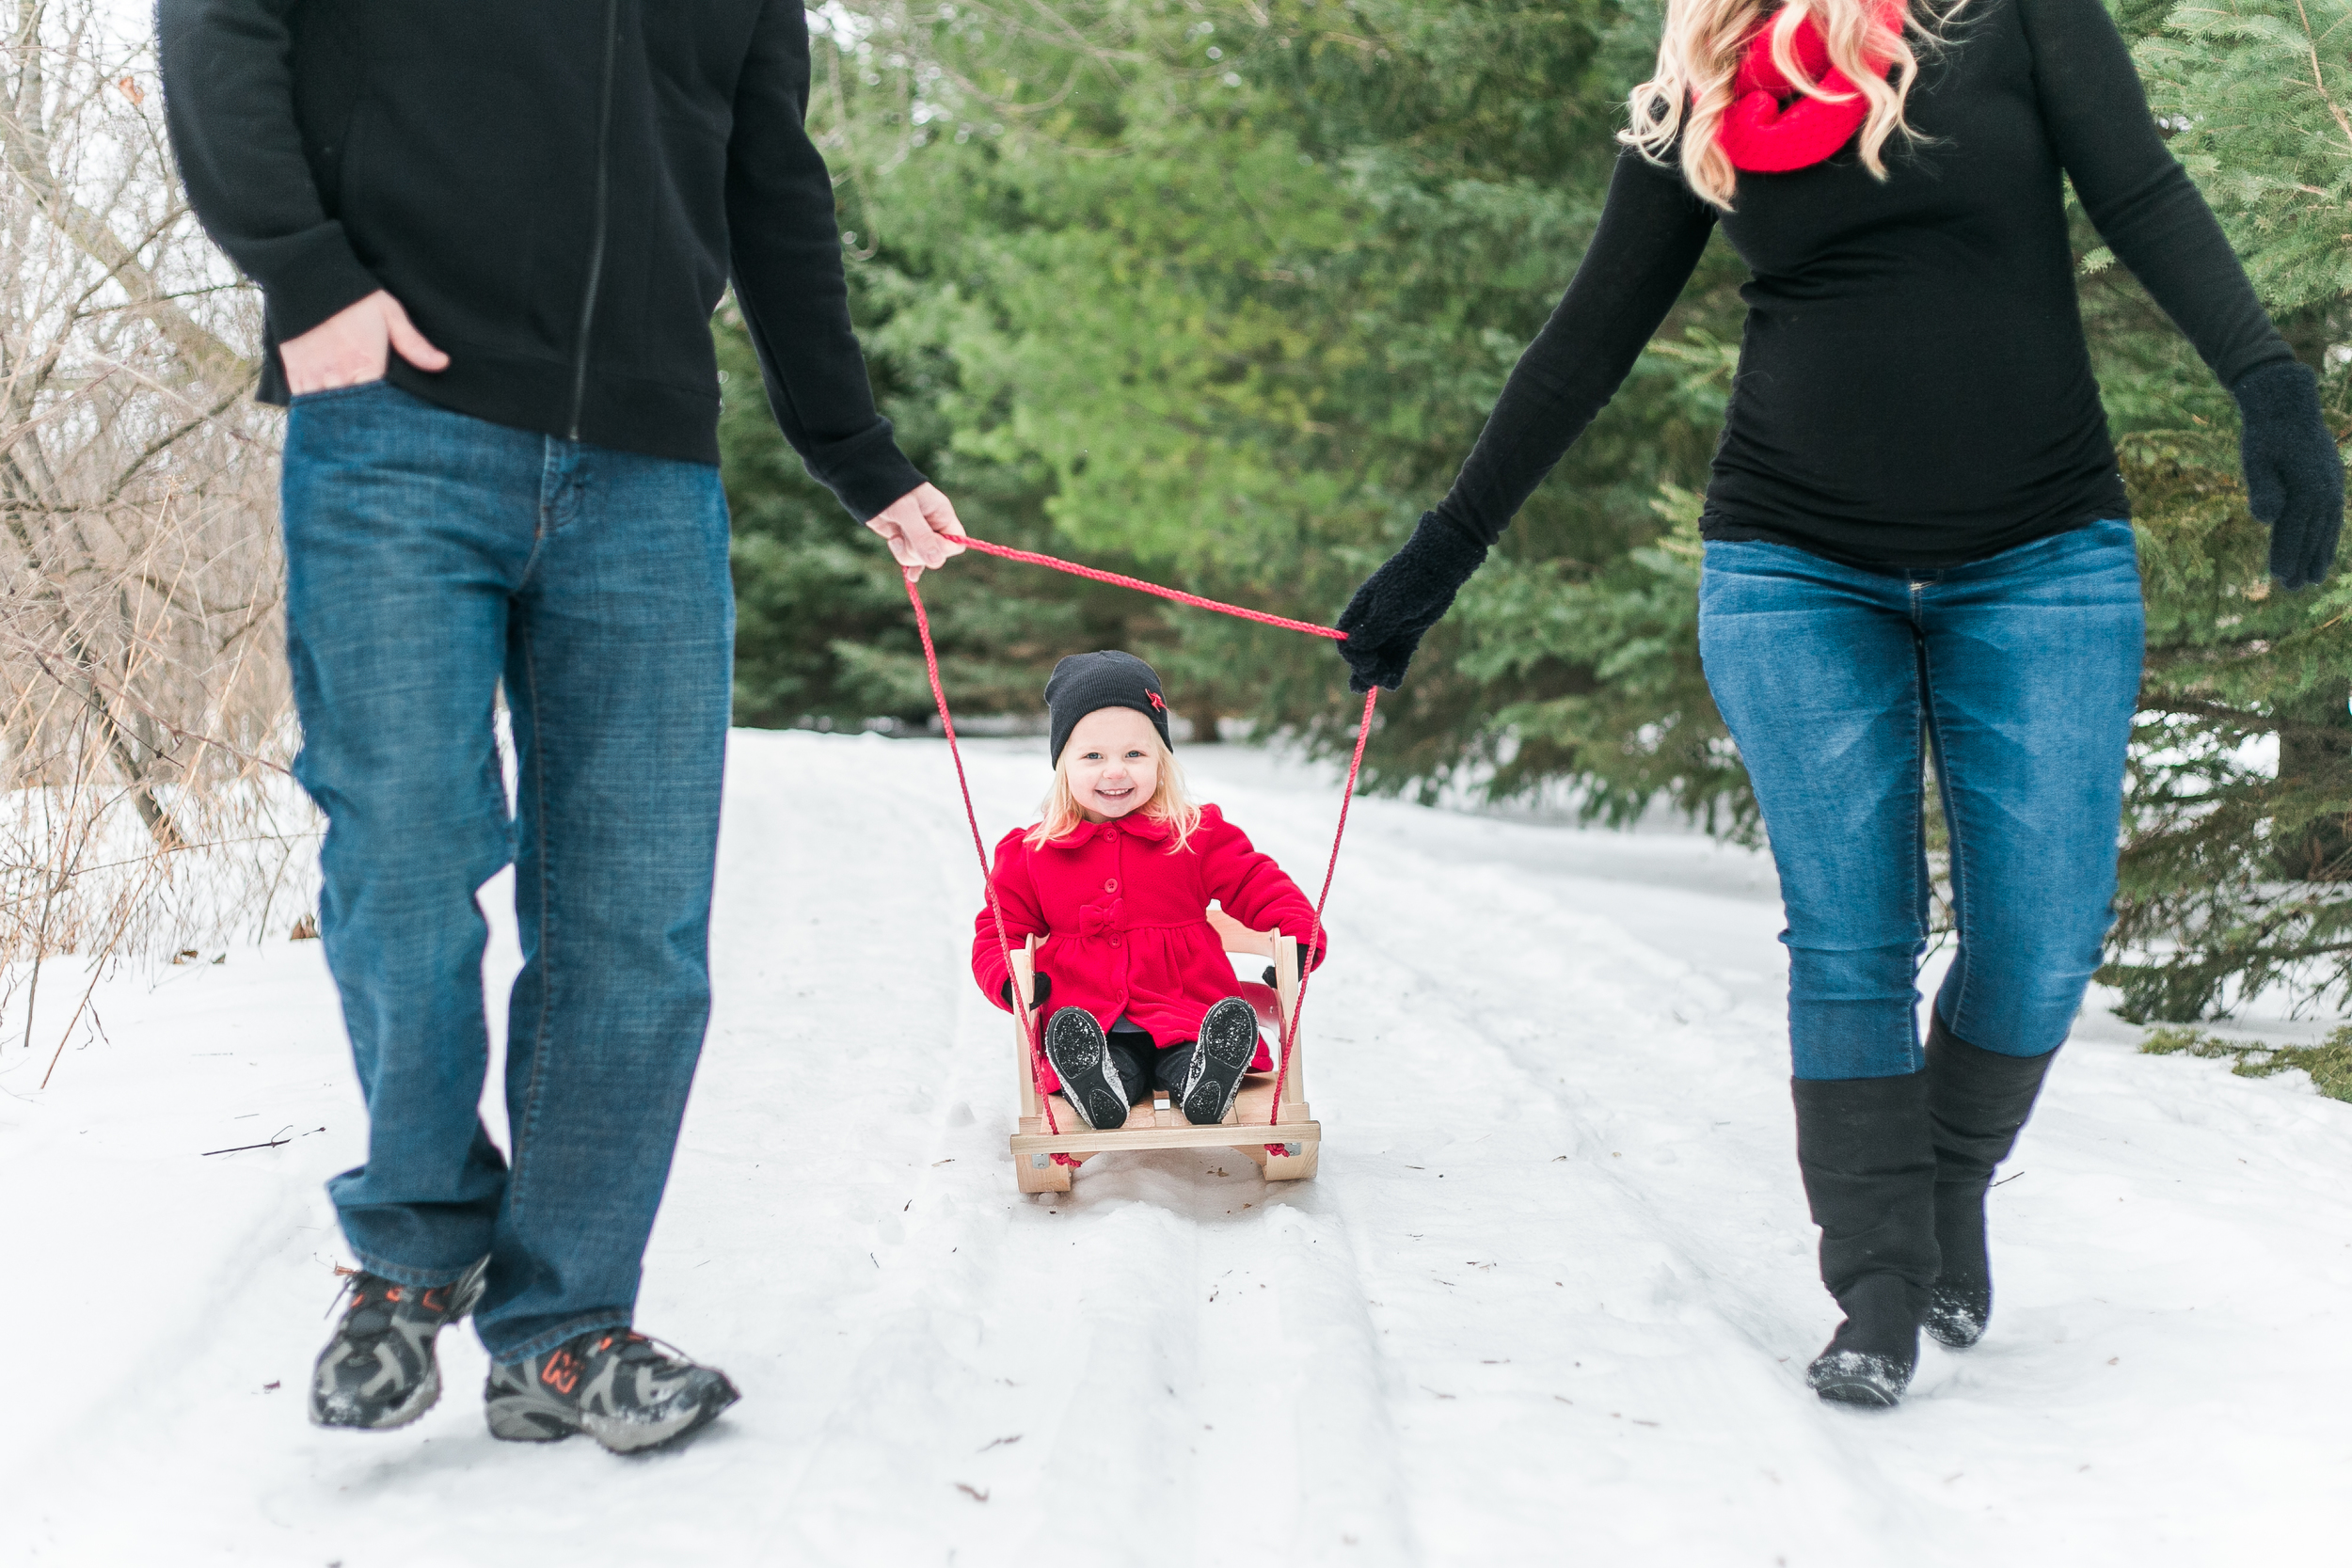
718, 305, 916, 728
2082, 1, 2352, 1022
718, 232, 1164, 729
2134, 0, 2352, 317
747, 0, 1749, 806
1457, 482, 1752, 832
2100, 432, 2352, 1021
2138, 1023, 2352, 1102
719, 0, 2350, 1022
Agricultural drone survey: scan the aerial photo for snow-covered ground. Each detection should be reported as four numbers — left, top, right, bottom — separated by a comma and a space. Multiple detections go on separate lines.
6, 730, 2346, 1567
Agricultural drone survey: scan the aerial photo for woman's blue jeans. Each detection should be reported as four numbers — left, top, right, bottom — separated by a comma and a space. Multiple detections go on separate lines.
1697, 521, 2144, 1081
282, 383, 734, 1360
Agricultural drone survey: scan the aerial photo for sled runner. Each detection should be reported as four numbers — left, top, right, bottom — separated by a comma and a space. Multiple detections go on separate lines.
1005, 913, 1320, 1194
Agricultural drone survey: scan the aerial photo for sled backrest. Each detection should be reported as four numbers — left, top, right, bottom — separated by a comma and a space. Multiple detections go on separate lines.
1009, 912, 1304, 1121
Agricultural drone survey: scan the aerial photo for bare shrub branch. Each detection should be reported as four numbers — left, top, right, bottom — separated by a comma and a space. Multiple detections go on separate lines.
0, 0, 315, 1082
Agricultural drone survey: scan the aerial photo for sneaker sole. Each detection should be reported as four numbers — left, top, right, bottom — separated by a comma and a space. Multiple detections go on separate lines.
585, 1379, 741, 1454
487, 1380, 741, 1453
1044, 1011, 1129, 1130
1182, 999, 1259, 1126
485, 1398, 577, 1443
310, 1361, 442, 1432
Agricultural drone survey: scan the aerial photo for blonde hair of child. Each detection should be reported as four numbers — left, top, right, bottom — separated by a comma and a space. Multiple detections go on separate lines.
1026, 728, 1204, 852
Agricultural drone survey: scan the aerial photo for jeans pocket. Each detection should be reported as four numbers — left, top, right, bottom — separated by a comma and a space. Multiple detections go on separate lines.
288, 379, 391, 407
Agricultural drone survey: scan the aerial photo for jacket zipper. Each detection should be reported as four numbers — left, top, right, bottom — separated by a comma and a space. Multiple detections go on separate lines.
567, 0, 622, 440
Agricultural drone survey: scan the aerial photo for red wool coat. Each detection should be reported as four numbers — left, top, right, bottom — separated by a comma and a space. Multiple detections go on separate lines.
972, 804, 1326, 1091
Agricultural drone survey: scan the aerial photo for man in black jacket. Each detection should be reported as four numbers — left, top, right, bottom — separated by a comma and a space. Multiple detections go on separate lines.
158, 0, 958, 1453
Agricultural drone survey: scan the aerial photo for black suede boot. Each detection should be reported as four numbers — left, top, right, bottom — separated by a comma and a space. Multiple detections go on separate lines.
1791, 1072, 1939, 1408
1922, 1011, 2057, 1349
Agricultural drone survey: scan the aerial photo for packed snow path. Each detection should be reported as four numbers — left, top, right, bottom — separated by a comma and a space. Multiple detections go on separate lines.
8, 731, 2347, 1566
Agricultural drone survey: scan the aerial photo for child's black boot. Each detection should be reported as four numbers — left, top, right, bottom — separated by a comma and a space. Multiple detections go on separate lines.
1178, 997, 1260, 1126
1043, 1006, 1129, 1130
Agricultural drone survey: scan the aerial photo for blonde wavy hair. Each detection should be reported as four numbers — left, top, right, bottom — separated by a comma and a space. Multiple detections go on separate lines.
1025, 727, 1204, 852
1624, 0, 1942, 210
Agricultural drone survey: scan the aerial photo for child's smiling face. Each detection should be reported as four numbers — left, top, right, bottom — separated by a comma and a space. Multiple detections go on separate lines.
1064, 706, 1162, 823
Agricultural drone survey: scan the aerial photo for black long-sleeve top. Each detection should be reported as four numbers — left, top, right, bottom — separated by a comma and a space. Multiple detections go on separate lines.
157, 0, 922, 513
1434, 0, 2291, 569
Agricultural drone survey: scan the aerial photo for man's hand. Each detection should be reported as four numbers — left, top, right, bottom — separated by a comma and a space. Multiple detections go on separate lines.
279, 290, 450, 395
866, 482, 967, 578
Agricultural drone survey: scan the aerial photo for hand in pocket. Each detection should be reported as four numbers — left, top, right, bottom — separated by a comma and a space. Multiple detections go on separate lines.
281, 291, 449, 395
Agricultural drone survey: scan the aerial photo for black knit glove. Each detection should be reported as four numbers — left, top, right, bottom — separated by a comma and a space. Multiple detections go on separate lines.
2233, 359, 2344, 590
1000, 973, 1050, 1011
1335, 513, 1490, 693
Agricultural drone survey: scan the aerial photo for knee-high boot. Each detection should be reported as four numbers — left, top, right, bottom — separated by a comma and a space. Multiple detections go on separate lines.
1791, 1071, 1939, 1407
1922, 1010, 2057, 1349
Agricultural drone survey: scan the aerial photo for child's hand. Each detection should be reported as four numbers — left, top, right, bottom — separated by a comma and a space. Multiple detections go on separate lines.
1000, 973, 1052, 1011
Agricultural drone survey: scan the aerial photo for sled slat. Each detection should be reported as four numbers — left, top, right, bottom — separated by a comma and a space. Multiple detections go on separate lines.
1007, 915, 1320, 1188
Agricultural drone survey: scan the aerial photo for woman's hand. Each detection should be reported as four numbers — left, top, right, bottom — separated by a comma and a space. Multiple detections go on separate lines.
1335, 513, 1490, 692
2233, 360, 2344, 590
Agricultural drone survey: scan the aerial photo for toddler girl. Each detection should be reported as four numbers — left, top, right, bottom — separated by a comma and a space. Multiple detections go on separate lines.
972, 651, 1326, 1130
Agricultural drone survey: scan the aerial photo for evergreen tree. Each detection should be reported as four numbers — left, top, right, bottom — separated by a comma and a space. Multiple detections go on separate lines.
2087, 1, 2352, 1020
771, 0, 1749, 802
723, 0, 2348, 1021
719, 107, 1167, 730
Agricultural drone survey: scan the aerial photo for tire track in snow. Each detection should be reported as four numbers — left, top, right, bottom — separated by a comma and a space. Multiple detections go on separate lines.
10, 732, 2349, 1565
709, 736, 1413, 1565
1185, 762, 1969, 1561
1188, 752, 2352, 1567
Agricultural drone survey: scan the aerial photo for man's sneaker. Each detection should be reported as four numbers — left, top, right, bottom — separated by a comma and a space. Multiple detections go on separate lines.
1179, 997, 1260, 1126
309, 1258, 488, 1431
1043, 1006, 1129, 1130
485, 1329, 739, 1453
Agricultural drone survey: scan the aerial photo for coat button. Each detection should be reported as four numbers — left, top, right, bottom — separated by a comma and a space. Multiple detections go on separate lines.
1111, 936, 1121, 946
1104, 879, 1119, 892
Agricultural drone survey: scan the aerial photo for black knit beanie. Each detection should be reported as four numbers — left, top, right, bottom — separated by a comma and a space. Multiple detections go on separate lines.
1045, 650, 1171, 765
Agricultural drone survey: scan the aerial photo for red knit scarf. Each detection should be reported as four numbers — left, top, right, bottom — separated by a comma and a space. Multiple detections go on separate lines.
1716, 7, 1902, 173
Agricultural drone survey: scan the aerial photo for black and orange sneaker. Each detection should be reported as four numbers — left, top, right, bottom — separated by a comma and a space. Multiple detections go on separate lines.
485, 1329, 739, 1453
308, 1258, 488, 1431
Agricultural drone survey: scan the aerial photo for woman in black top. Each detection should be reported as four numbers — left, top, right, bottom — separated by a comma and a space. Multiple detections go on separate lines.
1337, 0, 2341, 1406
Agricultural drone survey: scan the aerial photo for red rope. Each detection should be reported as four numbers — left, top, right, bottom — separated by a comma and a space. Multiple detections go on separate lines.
904, 573, 1067, 1146
952, 535, 1346, 643
905, 532, 1375, 1156
1267, 685, 1375, 1130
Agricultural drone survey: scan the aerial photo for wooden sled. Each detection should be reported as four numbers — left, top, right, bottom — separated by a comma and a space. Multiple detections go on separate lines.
1007, 910, 1319, 1194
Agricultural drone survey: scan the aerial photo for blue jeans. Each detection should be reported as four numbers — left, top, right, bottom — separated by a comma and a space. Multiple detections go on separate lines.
282, 383, 734, 1360
1697, 521, 2144, 1081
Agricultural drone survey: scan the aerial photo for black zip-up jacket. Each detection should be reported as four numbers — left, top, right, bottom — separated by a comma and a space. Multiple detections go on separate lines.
156, 0, 923, 515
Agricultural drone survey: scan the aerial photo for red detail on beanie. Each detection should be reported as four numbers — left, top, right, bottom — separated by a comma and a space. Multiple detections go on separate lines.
1714, 7, 1901, 174
1146, 690, 1165, 712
